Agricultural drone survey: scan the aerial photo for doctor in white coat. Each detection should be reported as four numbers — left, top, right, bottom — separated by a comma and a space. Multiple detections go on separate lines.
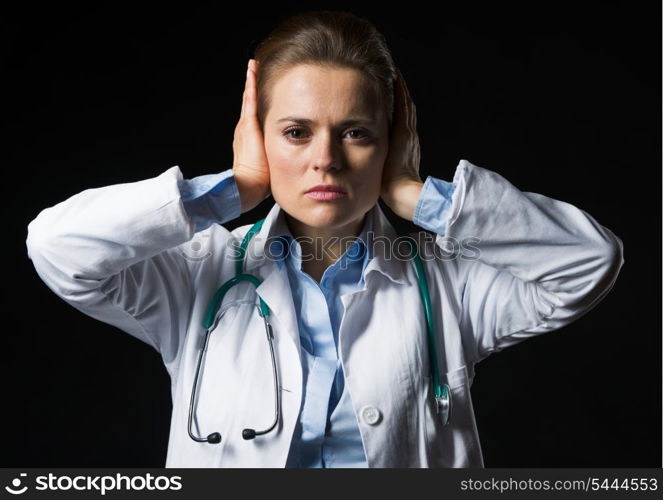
26, 12, 624, 468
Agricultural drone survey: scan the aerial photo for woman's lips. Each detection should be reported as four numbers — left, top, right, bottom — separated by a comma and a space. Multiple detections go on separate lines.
305, 191, 347, 201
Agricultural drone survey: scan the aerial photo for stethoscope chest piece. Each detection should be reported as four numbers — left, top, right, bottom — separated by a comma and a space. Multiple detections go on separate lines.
435, 383, 452, 426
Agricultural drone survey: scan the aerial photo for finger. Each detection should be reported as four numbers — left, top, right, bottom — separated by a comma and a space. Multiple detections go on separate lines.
395, 68, 413, 133
240, 62, 249, 122
241, 59, 254, 122
393, 68, 406, 125
245, 59, 258, 121
400, 69, 411, 101
398, 68, 414, 118
398, 69, 416, 131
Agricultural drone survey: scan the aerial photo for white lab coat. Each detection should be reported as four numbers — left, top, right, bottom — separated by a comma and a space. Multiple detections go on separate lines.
26, 159, 624, 467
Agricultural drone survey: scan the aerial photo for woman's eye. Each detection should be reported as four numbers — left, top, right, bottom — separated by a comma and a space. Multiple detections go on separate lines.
282, 127, 369, 142
346, 129, 366, 140
283, 128, 308, 141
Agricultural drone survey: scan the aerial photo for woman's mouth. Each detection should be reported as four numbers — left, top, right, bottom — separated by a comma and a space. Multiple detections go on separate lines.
305, 191, 347, 201
304, 184, 348, 201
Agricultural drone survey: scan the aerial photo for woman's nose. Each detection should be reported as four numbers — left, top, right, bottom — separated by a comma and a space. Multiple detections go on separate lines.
311, 133, 342, 172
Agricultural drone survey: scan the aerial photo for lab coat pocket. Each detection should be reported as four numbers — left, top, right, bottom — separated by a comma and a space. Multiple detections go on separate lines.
423, 365, 483, 467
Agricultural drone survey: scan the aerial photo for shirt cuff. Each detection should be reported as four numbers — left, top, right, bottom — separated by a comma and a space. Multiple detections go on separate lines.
177, 169, 241, 232
413, 176, 457, 236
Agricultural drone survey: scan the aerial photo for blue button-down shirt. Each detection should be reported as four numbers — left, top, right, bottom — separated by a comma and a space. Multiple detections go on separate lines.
177, 169, 456, 467
265, 210, 374, 467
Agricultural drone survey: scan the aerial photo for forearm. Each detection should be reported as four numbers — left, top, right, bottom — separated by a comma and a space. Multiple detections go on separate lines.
26, 165, 194, 291
26, 165, 201, 358
446, 159, 624, 331
448, 160, 623, 279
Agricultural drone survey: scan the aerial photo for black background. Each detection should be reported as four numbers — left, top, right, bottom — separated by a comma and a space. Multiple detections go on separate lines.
3, 2, 660, 467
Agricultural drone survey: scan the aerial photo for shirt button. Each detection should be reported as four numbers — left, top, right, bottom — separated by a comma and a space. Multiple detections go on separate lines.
360, 405, 382, 425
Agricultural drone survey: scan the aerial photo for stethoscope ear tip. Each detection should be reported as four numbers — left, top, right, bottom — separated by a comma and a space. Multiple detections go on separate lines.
207, 432, 222, 444
242, 428, 257, 440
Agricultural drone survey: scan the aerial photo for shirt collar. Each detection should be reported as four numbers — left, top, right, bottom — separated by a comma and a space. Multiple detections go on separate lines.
266, 207, 374, 274
245, 202, 412, 286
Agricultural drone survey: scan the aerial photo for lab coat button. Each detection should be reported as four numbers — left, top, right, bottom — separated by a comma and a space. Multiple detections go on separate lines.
360, 405, 382, 425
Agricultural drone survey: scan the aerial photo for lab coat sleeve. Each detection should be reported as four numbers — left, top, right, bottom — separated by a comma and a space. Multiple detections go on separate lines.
25, 165, 241, 370
415, 159, 625, 364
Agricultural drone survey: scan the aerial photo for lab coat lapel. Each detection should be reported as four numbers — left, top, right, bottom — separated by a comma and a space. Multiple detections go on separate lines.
362, 203, 413, 286
244, 203, 301, 351
254, 265, 300, 350
338, 202, 415, 357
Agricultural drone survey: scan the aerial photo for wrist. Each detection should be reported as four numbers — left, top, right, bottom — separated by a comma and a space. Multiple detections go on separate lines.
383, 179, 424, 221
232, 169, 270, 214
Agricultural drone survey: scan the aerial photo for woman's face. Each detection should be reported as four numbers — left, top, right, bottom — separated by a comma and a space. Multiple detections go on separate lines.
263, 64, 389, 235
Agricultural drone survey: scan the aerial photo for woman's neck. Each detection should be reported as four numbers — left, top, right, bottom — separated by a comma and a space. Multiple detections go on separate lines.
285, 212, 367, 269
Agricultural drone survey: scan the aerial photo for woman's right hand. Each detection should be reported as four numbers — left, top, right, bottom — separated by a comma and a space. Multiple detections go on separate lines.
232, 58, 272, 214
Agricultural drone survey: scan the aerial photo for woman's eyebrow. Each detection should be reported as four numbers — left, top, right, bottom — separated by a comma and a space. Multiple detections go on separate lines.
276, 116, 375, 126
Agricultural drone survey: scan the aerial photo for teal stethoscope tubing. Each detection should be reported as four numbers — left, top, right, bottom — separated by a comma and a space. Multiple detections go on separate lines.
187, 218, 451, 445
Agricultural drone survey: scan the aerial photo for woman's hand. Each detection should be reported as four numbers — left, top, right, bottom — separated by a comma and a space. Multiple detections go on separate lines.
380, 68, 424, 221
232, 58, 272, 213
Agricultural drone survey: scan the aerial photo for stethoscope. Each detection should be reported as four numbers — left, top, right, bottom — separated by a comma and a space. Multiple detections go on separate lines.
187, 217, 451, 445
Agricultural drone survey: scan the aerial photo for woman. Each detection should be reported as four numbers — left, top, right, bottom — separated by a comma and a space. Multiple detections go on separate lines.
26, 10, 624, 468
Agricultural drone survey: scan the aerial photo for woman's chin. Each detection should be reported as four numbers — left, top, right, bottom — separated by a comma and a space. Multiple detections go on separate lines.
285, 204, 353, 230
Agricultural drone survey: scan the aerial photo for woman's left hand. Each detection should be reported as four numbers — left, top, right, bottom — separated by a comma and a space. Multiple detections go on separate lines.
380, 67, 424, 221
